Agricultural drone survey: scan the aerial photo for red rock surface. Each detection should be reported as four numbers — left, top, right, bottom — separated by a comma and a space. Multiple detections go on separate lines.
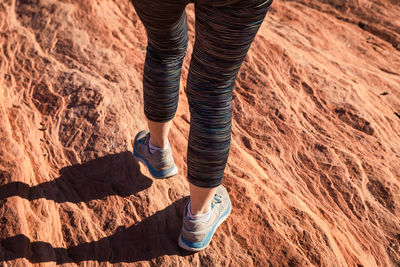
1, 0, 400, 266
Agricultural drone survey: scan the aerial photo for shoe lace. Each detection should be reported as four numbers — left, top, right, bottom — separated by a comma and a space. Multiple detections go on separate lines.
211, 193, 222, 209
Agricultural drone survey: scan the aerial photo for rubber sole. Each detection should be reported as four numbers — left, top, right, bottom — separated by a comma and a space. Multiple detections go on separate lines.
178, 202, 232, 251
133, 150, 178, 179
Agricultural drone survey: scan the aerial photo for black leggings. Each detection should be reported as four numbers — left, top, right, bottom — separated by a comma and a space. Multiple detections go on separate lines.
131, 0, 273, 188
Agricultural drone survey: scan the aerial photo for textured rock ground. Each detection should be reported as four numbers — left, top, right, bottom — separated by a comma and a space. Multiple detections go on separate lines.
0, 0, 400, 266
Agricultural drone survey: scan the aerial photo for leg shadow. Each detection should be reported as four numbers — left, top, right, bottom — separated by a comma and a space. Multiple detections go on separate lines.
0, 151, 152, 203
0, 197, 194, 263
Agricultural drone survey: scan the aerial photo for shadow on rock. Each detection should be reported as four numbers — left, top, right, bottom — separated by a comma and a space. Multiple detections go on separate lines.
0, 197, 194, 263
0, 151, 153, 203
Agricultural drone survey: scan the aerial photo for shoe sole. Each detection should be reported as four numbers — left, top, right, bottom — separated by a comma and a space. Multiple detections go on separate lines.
133, 150, 178, 179
178, 201, 232, 252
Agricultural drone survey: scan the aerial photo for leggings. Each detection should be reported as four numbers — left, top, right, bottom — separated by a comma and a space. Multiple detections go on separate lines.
130, 0, 273, 188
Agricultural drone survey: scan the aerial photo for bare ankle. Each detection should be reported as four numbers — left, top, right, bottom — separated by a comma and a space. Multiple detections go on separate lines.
149, 135, 168, 148
147, 119, 172, 148
189, 183, 218, 215
190, 202, 211, 215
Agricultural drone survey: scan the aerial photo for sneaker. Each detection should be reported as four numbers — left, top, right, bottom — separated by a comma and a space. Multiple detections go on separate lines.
178, 185, 231, 251
133, 130, 178, 179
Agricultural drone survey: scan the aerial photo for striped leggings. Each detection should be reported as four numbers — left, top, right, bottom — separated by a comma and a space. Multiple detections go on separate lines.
131, 0, 273, 188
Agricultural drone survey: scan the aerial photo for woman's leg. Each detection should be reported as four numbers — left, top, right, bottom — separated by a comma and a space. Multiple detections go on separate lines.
179, 0, 273, 251
131, 0, 190, 133
131, 0, 190, 178
187, 0, 273, 190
